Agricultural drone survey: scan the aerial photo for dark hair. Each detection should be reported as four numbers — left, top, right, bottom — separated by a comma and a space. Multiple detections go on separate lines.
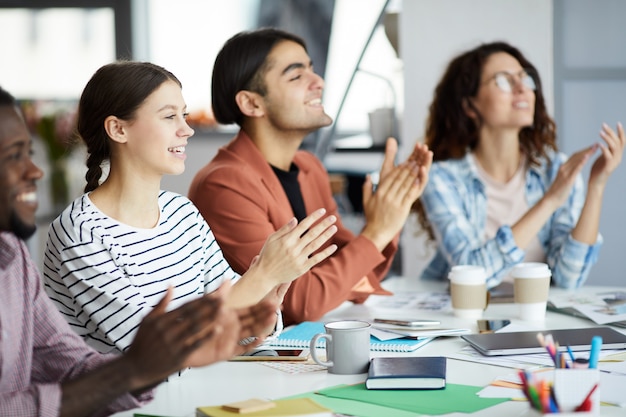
0, 86, 16, 107
211, 28, 307, 126
77, 61, 181, 192
415, 41, 557, 240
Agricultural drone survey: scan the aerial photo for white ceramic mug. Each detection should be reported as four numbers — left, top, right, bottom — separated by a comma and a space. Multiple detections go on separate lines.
512, 262, 551, 321
448, 265, 488, 319
309, 320, 371, 374
368, 107, 395, 145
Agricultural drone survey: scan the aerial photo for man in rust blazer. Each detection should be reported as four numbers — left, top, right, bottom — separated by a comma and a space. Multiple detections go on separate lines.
188, 28, 432, 325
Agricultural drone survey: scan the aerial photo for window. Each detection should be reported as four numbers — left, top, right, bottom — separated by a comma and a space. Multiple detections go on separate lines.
0, 0, 128, 99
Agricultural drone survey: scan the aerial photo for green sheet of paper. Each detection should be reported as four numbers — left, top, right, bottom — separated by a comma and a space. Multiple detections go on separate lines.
315, 383, 509, 415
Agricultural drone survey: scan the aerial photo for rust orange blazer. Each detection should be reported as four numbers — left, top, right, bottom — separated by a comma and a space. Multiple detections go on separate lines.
188, 130, 397, 325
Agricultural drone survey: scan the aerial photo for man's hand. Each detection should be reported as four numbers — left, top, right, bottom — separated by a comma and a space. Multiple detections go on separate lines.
125, 284, 276, 390
59, 284, 276, 417
361, 138, 433, 251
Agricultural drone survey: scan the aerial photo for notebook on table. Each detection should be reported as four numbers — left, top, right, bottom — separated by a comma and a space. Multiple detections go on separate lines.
461, 326, 626, 356
269, 321, 434, 353
366, 356, 447, 389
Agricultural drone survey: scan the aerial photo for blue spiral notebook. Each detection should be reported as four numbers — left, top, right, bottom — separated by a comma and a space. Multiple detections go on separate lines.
268, 321, 434, 352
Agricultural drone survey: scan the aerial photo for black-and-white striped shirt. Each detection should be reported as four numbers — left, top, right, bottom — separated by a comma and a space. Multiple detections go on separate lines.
43, 191, 240, 354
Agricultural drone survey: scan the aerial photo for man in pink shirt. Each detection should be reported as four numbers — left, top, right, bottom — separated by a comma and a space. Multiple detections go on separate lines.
0, 85, 276, 416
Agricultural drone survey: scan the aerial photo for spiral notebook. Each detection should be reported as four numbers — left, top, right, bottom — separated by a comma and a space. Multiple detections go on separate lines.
268, 321, 434, 352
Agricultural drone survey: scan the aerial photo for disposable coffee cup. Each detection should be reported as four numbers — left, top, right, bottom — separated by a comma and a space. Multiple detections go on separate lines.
448, 265, 488, 319
512, 262, 551, 321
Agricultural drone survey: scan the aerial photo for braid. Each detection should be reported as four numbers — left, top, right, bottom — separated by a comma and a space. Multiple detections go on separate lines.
84, 153, 103, 192
83, 139, 109, 192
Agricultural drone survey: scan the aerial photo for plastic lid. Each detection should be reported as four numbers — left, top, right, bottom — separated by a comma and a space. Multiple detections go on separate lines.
511, 262, 551, 279
448, 265, 486, 285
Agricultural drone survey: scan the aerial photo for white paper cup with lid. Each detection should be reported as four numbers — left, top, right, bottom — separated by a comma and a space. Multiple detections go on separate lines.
448, 265, 488, 319
512, 262, 551, 321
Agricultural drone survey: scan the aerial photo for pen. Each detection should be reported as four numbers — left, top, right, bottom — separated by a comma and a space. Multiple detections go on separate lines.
549, 385, 560, 413
537, 333, 557, 367
527, 384, 542, 411
554, 349, 560, 368
539, 379, 550, 413
588, 336, 602, 369
574, 383, 598, 412
518, 369, 531, 401
566, 345, 576, 362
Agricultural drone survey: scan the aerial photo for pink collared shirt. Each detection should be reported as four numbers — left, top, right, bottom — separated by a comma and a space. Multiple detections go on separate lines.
0, 231, 152, 416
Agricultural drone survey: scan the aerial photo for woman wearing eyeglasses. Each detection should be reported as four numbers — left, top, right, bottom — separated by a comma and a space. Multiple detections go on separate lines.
414, 41, 624, 289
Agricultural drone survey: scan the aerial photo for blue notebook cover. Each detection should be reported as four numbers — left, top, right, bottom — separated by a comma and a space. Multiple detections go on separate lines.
268, 321, 433, 352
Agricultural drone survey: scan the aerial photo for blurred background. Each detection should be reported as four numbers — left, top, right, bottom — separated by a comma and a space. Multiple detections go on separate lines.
2, 0, 625, 286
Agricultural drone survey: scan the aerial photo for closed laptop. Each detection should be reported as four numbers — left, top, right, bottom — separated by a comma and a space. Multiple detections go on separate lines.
461, 327, 626, 356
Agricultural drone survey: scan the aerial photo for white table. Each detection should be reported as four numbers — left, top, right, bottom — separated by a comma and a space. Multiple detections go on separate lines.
112, 277, 626, 417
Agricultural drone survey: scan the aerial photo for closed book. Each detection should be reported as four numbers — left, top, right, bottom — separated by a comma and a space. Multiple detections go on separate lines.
366, 356, 446, 390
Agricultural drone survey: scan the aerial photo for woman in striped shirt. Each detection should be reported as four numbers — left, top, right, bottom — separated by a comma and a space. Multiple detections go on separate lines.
43, 61, 338, 354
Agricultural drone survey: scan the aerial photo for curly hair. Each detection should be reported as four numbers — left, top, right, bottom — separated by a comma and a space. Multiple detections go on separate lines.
414, 41, 557, 240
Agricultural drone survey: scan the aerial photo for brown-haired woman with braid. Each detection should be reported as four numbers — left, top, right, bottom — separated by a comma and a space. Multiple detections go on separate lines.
42, 61, 338, 354
415, 41, 624, 290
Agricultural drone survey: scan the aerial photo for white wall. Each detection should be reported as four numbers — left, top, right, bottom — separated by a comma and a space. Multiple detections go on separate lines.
554, 0, 626, 286
399, 0, 554, 278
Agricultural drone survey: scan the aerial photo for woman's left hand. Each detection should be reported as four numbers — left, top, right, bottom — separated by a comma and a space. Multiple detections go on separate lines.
589, 122, 625, 189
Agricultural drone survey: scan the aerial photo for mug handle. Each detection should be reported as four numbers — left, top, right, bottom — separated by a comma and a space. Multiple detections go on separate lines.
310, 333, 333, 367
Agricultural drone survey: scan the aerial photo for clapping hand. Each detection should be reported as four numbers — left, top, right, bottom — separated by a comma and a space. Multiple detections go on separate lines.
361, 138, 433, 251
125, 283, 276, 389
545, 145, 596, 208
545, 122, 625, 208
251, 208, 338, 287
589, 122, 625, 189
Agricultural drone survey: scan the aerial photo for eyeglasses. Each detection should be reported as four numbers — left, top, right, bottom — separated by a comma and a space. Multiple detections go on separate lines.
484, 70, 536, 93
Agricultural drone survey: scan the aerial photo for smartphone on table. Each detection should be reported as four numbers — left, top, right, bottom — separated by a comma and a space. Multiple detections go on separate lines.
373, 318, 441, 328
229, 348, 310, 361
477, 319, 511, 333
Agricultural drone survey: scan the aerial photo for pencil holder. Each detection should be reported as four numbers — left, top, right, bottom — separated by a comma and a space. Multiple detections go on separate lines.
523, 369, 600, 416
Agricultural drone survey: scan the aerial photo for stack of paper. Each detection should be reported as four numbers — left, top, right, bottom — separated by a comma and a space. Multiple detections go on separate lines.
370, 323, 471, 340
548, 290, 626, 327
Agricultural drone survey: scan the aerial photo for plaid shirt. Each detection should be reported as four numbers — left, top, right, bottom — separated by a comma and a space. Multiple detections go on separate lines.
0, 232, 151, 416
420, 151, 602, 289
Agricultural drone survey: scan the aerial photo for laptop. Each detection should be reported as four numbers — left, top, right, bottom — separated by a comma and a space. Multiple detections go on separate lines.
461, 327, 626, 356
